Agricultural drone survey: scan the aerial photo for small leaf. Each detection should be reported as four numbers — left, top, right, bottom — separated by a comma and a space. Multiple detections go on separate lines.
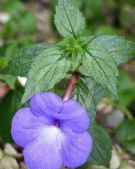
0, 44, 9, 57
116, 120, 135, 154
5, 43, 18, 61
54, 0, 85, 38
89, 125, 112, 167
22, 46, 71, 103
0, 58, 8, 69
81, 44, 118, 95
73, 79, 96, 128
117, 120, 135, 143
2, 43, 51, 77
116, 70, 135, 107
0, 83, 24, 142
0, 74, 16, 90
0, 43, 18, 69
92, 35, 135, 65
125, 140, 135, 155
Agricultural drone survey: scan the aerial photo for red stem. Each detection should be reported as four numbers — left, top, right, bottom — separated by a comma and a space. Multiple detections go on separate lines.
63, 72, 79, 101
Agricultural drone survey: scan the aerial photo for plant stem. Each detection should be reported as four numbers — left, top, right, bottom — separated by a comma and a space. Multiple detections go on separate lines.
58, 73, 79, 169
63, 72, 79, 101
63, 72, 79, 169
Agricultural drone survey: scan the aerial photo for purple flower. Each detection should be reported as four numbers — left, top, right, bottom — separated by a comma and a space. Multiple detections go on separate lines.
11, 92, 93, 169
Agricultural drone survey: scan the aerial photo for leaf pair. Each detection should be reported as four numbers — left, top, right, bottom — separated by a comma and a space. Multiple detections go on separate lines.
1, 0, 135, 167
2, 0, 135, 104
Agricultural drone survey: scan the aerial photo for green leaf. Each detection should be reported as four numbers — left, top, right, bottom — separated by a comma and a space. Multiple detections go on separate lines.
5, 43, 18, 61
84, 78, 105, 104
92, 35, 135, 65
0, 43, 18, 69
22, 46, 71, 103
116, 70, 135, 107
81, 44, 118, 95
54, 0, 85, 38
125, 140, 135, 154
0, 83, 24, 142
89, 125, 112, 167
19, 12, 36, 34
2, 43, 51, 77
117, 120, 135, 143
71, 51, 82, 71
0, 74, 16, 90
0, 58, 8, 69
77, 163, 89, 169
73, 78, 106, 129
73, 79, 96, 128
118, 70, 135, 92
116, 120, 135, 154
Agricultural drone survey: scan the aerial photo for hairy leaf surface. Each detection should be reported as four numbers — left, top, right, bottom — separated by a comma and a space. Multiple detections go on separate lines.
2, 43, 51, 77
92, 35, 135, 64
22, 47, 70, 103
82, 44, 118, 95
55, 0, 85, 38
89, 125, 112, 167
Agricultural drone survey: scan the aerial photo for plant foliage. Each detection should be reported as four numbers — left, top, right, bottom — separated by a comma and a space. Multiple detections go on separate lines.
1, 0, 135, 167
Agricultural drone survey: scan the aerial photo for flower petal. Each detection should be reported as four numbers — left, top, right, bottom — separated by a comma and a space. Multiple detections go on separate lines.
61, 129, 93, 168
23, 126, 63, 169
11, 108, 54, 147
59, 100, 90, 133
30, 92, 63, 117
30, 92, 90, 132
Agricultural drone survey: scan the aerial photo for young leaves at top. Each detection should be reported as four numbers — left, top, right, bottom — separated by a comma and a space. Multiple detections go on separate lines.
22, 46, 70, 103
3, 0, 135, 105
3, 0, 134, 127
54, 0, 85, 38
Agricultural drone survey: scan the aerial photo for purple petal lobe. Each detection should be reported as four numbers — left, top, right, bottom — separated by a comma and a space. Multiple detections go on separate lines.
30, 92, 90, 133
61, 129, 93, 168
23, 126, 63, 169
59, 100, 90, 133
30, 92, 63, 117
11, 108, 54, 147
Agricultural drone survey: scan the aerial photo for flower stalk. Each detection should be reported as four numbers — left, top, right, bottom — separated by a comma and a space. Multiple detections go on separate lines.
63, 72, 79, 101
63, 72, 79, 169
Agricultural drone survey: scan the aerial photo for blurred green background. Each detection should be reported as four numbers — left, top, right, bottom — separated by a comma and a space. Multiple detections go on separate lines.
0, 0, 135, 169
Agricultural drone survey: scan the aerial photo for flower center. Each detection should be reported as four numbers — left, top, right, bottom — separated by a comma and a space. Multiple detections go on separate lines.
55, 120, 59, 128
